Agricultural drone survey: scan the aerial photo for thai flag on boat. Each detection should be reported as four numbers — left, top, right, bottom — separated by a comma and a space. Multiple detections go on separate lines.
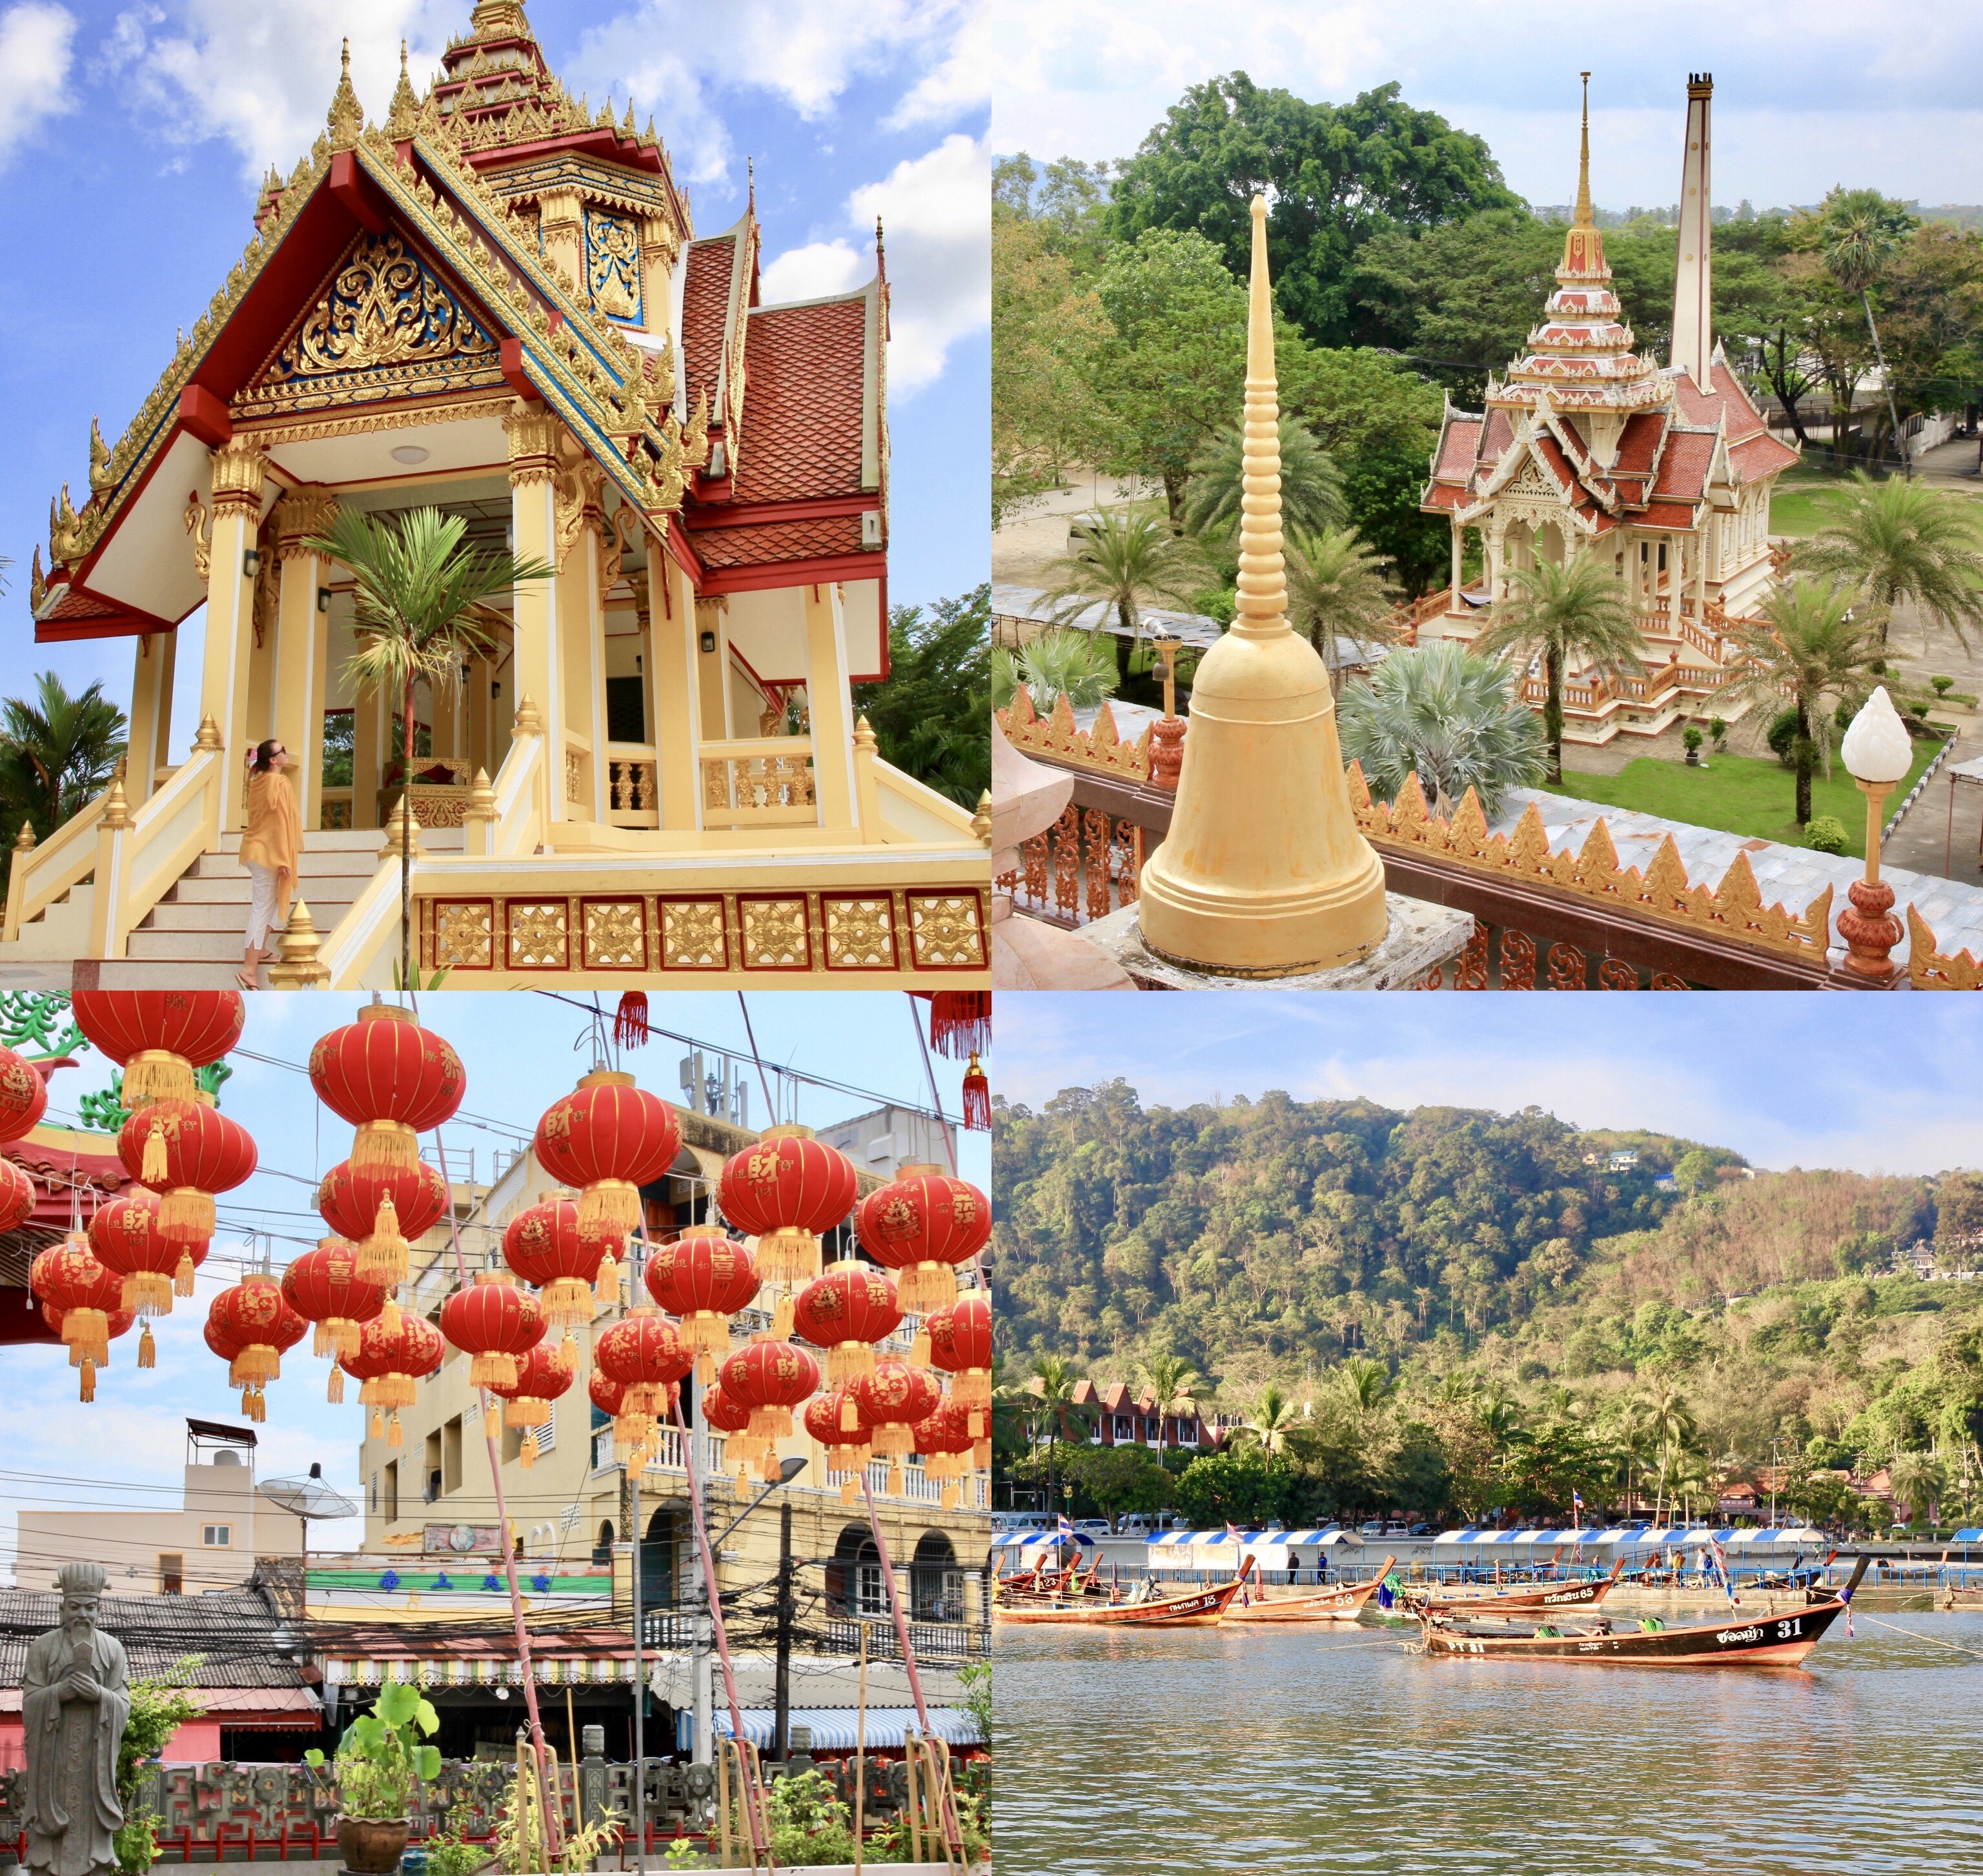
1709, 1537, 1740, 1606
1057, 1514, 1075, 1539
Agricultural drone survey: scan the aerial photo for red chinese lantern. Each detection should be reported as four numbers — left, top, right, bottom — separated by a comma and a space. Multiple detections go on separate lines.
791, 1260, 902, 1387
88, 1186, 203, 1316
924, 1293, 992, 1433
0, 1047, 48, 1141
594, 1306, 691, 1422
502, 1192, 616, 1327
802, 1387, 875, 1504
339, 1311, 443, 1445
533, 1071, 681, 1264
720, 1338, 820, 1477
855, 1165, 990, 1313
34, 1240, 133, 1397
440, 1271, 547, 1406
310, 1003, 464, 1175
851, 1358, 944, 1493
45, 1302, 135, 1352
587, 1367, 645, 1456
644, 1233, 759, 1379
717, 1127, 859, 1284
208, 1275, 308, 1390
700, 1377, 761, 1487
490, 1341, 574, 1467
318, 1157, 448, 1288
281, 1240, 389, 1395
0, 1156, 34, 1233
70, 991, 243, 1107
116, 1098, 256, 1253
914, 1397, 982, 1505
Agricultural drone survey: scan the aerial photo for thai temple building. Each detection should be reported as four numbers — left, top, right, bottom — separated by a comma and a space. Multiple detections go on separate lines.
14, 1, 989, 987
1419, 74, 1800, 740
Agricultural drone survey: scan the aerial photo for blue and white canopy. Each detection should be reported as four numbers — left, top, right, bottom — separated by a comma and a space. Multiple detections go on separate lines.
1953, 1528, 1983, 1542
692, 1707, 986, 1752
1148, 1527, 1349, 1547
992, 1531, 1094, 1551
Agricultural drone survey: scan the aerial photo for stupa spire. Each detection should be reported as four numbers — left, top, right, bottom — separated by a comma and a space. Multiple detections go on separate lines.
1573, 72, 1593, 227
1233, 195, 1288, 640
1558, 73, 1607, 283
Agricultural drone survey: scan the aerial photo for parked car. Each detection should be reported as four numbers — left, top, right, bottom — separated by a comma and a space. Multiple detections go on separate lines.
1072, 1518, 1113, 1538
1383, 1522, 1411, 1537
1408, 1522, 1432, 1537
1359, 1520, 1384, 1536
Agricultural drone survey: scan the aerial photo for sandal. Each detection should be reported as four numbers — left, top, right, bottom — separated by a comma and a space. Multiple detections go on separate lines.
236, 968, 259, 991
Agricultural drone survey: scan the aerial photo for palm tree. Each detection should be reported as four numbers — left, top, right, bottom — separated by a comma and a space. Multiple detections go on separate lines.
0, 672, 128, 842
1887, 1449, 1947, 1528
1285, 527, 1399, 694
1820, 190, 1908, 473
1135, 1352, 1205, 1450
1336, 1355, 1392, 1417
1795, 472, 1983, 651
1232, 1383, 1299, 1457
307, 508, 552, 989
992, 629, 1121, 715
1473, 556, 1643, 784
1336, 641, 1547, 817
1640, 1382, 1698, 1526
1039, 508, 1206, 687
1722, 574, 1884, 824
1025, 1354, 1095, 1517
1183, 417, 1347, 543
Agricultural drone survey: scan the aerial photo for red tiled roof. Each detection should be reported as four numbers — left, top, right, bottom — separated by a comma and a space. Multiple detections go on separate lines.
1422, 482, 1470, 511
1711, 363, 1771, 440
1614, 411, 1667, 474
1651, 430, 1716, 501
1729, 430, 1801, 480
1532, 434, 1578, 490
1434, 416, 1483, 479
1636, 501, 1699, 529
693, 514, 865, 570
680, 236, 735, 418
1480, 409, 1514, 463
732, 297, 868, 503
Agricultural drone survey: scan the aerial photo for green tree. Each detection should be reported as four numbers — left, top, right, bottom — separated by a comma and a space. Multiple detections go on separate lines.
1817, 187, 1918, 467
1639, 1381, 1699, 1524
1174, 1446, 1291, 1526
1024, 1354, 1096, 1515
1887, 1449, 1947, 1526
1336, 640, 1546, 816
850, 583, 989, 809
1039, 509, 1206, 685
992, 629, 1119, 714
1722, 574, 1885, 824
116, 1658, 205, 1875
1108, 74, 1519, 348
1231, 1382, 1299, 1457
1795, 473, 1983, 652
1474, 556, 1643, 785
1183, 417, 1345, 543
1137, 1352, 1207, 1449
307, 507, 550, 989
0, 671, 128, 845
1284, 525, 1398, 692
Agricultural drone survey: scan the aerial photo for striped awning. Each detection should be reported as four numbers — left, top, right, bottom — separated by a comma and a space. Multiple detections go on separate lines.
694, 1708, 986, 1753
323, 1655, 641, 1688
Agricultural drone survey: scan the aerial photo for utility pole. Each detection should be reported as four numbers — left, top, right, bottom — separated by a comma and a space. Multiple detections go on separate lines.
689, 1369, 714, 1768
773, 1502, 795, 1760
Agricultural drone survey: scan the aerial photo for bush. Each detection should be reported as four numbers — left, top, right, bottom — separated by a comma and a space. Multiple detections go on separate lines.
1709, 715, 1727, 745
1933, 675, 1955, 697
1682, 725, 1703, 753
1804, 815, 1849, 855
1767, 707, 1800, 767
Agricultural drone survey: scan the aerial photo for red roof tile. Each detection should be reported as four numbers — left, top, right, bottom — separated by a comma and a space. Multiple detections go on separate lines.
693, 514, 865, 570
1729, 430, 1800, 480
1636, 501, 1699, 529
1711, 363, 1771, 440
1480, 409, 1514, 464
1435, 416, 1483, 479
1532, 434, 1578, 490
1651, 430, 1716, 501
1422, 481, 1470, 511
1614, 411, 1667, 474
731, 297, 868, 503
680, 236, 735, 418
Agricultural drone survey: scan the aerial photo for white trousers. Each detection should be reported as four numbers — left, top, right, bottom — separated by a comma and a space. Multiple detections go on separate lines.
245, 863, 281, 949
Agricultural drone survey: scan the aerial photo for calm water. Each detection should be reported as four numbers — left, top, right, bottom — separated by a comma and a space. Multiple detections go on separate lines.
995, 1612, 1983, 1874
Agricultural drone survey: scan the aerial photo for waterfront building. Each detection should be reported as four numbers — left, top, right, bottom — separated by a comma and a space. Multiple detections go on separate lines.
13, 1, 988, 987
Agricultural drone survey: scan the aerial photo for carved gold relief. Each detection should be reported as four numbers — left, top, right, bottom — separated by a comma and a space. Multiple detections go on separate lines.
586, 210, 642, 321
507, 900, 569, 968
996, 689, 1153, 784
1907, 905, 1983, 990
824, 897, 895, 969
435, 901, 494, 969
183, 494, 213, 583
907, 896, 987, 969
564, 749, 582, 805
740, 898, 809, 969
661, 900, 727, 969
582, 899, 646, 969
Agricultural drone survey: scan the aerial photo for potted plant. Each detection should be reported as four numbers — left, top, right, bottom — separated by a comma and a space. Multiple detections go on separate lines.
1709, 714, 1727, 751
1682, 725, 1703, 765
305, 1680, 443, 1874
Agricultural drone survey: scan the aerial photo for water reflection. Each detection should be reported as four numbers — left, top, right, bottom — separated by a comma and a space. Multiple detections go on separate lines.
995, 1615, 1983, 1874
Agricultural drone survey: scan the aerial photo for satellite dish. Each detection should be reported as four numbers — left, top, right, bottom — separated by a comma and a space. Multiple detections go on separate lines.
261, 1464, 358, 1522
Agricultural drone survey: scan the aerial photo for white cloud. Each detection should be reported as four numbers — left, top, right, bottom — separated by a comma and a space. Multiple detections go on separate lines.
758, 238, 866, 305
0, 2, 79, 168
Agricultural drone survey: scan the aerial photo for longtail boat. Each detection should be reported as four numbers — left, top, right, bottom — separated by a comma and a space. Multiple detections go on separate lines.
1406, 1558, 1623, 1617
1226, 1556, 1398, 1624
1416, 1557, 1867, 1668
993, 1559, 1252, 1628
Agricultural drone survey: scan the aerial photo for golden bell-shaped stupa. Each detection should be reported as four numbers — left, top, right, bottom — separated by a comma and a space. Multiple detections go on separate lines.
1136, 195, 1389, 974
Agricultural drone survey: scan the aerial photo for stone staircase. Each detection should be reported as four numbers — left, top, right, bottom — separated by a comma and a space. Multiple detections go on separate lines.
93, 827, 463, 989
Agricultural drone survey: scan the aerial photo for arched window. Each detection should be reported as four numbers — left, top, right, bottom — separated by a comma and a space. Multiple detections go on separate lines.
642, 1502, 687, 1609
911, 1531, 962, 1622
593, 1520, 616, 1566
827, 1523, 883, 1617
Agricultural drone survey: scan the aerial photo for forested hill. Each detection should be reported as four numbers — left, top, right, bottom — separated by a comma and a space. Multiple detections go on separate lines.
991, 1082, 1943, 1376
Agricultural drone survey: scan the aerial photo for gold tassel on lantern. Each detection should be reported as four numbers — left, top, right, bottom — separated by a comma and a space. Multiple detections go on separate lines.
966, 1407, 985, 1438
695, 1350, 717, 1387
521, 1432, 538, 1469
328, 1366, 345, 1404
840, 1395, 860, 1433
887, 1462, 903, 1495
484, 1402, 501, 1438
771, 1295, 795, 1341
122, 1049, 196, 1107
909, 1329, 931, 1367
941, 1483, 959, 1509
371, 1407, 385, 1439
381, 1293, 401, 1335
755, 1229, 820, 1287
540, 1275, 596, 1326
840, 1478, 858, 1506
578, 1178, 641, 1240
387, 1411, 403, 1447
336, 1319, 363, 1359
158, 1187, 216, 1239
470, 1353, 518, 1390
827, 1344, 877, 1389
141, 1118, 169, 1185
125, 1271, 173, 1316
79, 1358, 96, 1404
173, 1251, 196, 1298
897, 1262, 959, 1315
138, 1325, 156, 1369
556, 1329, 579, 1374
361, 1195, 410, 1286
312, 1322, 336, 1358
352, 1118, 420, 1175
592, 1252, 620, 1307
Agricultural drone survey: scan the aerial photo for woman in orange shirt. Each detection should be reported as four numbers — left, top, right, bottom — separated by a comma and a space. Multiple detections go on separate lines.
238, 739, 300, 989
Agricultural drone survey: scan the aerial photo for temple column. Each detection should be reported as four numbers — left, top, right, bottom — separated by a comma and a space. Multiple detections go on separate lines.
352, 683, 384, 829
694, 595, 731, 741
540, 190, 584, 301
803, 581, 858, 832
1668, 540, 1683, 632
198, 437, 267, 836
271, 487, 338, 832
641, 221, 678, 339
1449, 518, 1463, 601
505, 404, 567, 823
556, 471, 608, 823
649, 559, 698, 830
126, 632, 176, 805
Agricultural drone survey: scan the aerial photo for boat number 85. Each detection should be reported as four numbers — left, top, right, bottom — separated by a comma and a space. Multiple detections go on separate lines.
1775, 1619, 1803, 1638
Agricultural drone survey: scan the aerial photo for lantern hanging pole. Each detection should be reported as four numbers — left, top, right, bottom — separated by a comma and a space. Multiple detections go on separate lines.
431, 1126, 562, 1861
733, 994, 779, 1125
904, 996, 959, 1176
670, 1391, 777, 1870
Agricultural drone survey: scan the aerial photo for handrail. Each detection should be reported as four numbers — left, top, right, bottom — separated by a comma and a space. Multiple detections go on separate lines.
3, 791, 107, 943
89, 749, 227, 959
700, 734, 815, 761
316, 852, 407, 987
485, 714, 546, 857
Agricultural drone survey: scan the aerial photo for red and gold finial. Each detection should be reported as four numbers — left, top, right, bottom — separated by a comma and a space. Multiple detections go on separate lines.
1560, 72, 1608, 281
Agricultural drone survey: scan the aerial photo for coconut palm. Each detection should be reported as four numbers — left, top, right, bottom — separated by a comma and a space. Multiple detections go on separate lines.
1183, 416, 1347, 543
1795, 472, 1983, 651
1887, 1449, 1947, 1528
1135, 1352, 1206, 1450
0, 672, 128, 842
1336, 641, 1547, 817
1025, 1353, 1096, 1515
1638, 1382, 1698, 1526
1473, 556, 1643, 783
307, 507, 552, 989
1722, 574, 1885, 824
1232, 1383, 1299, 1457
1285, 526, 1399, 693
1819, 189, 1910, 471
1039, 507, 1207, 686
1336, 1355, 1393, 1418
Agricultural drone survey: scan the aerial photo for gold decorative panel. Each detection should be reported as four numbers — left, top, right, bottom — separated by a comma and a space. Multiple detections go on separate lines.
660, 898, 727, 969
582, 898, 647, 969
507, 901, 570, 969
585, 209, 642, 321
822, 896, 896, 969
739, 898, 810, 970
906, 895, 987, 969
434, 900, 494, 969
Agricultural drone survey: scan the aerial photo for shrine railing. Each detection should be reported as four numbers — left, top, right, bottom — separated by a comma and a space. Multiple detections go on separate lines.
997, 691, 1157, 785
604, 741, 660, 828
699, 737, 819, 829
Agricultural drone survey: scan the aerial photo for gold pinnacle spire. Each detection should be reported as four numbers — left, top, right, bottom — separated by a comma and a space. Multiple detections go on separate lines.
1559, 72, 1607, 281
1233, 195, 1288, 641
1574, 72, 1593, 227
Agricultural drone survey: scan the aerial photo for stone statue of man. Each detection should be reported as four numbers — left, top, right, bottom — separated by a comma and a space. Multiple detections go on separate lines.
22, 1562, 130, 1876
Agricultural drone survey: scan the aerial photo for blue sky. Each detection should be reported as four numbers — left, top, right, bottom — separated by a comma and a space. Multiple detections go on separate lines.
997, 993, 1983, 1180
991, 0, 1983, 212
0, 989, 991, 1577
0, 0, 987, 723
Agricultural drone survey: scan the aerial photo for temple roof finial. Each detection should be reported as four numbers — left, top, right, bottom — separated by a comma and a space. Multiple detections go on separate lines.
1557, 73, 1607, 282
327, 35, 364, 150
1574, 72, 1593, 228
1233, 194, 1286, 638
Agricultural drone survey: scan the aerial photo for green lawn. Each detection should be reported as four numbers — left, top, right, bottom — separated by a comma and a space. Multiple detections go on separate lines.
1767, 485, 1836, 539
1543, 740, 1942, 858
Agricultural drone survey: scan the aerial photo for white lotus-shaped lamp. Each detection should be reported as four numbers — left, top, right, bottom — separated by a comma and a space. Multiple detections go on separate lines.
1837, 685, 1909, 979
1841, 687, 1913, 785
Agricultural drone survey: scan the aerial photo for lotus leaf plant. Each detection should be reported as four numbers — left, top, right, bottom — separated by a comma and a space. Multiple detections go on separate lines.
305, 1680, 443, 1819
